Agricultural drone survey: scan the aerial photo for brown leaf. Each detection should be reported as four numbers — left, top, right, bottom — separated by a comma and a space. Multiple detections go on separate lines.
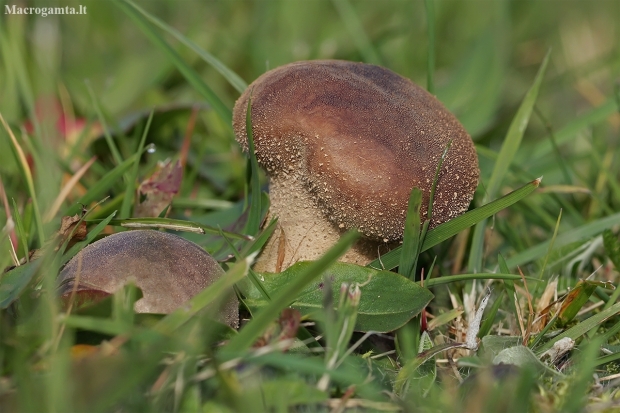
134, 160, 183, 218
58, 215, 88, 247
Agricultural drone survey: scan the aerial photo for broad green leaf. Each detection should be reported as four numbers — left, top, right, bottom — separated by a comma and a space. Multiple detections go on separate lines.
493, 345, 561, 376
223, 231, 359, 356
243, 261, 434, 333
480, 335, 522, 359
469, 51, 550, 273
368, 178, 540, 271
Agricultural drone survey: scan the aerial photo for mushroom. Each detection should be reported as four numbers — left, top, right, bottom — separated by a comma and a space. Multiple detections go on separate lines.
57, 230, 238, 328
233, 60, 479, 273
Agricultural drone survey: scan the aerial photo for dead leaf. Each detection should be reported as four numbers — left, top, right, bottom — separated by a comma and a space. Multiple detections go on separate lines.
134, 160, 183, 218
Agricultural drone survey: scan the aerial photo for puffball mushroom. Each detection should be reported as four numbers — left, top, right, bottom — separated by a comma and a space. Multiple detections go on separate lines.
57, 230, 238, 328
233, 60, 479, 273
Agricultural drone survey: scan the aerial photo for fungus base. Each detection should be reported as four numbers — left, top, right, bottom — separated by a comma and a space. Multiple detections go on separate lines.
253, 173, 388, 273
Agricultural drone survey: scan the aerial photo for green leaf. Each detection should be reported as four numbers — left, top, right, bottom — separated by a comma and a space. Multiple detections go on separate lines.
0, 259, 42, 309
469, 50, 550, 273
493, 345, 561, 377
243, 261, 433, 333
480, 335, 522, 359
223, 231, 359, 357
368, 178, 541, 271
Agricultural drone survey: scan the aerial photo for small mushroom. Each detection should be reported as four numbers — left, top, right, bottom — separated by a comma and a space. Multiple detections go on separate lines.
57, 230, 238, 328
233, 60, 479, 272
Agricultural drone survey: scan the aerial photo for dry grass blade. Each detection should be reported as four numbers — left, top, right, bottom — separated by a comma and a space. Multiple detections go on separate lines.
44, 156, 97, 222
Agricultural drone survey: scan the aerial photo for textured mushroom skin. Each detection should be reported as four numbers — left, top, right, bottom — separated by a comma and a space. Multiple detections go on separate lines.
57, 230, 238, 328
234, 60, 479, 242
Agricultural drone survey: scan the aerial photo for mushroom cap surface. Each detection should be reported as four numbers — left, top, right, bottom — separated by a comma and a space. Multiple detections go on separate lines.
233, 60, 479, 241
58, 230, 238, 327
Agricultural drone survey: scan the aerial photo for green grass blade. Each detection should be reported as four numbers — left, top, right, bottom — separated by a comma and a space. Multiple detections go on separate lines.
223, 230, 359, 357
537, 209, 562, 280
123, 0, 247, 94
97, 217, 252, 241
1, 113, 45, 245
244, 93, 263, 237
11, 198, 29, 261
399, 188, 422, 280
113, 0, 232, 127
506, 212, 620, 270
64, 153, 139, 217
535, 301, 620, 355
469, 50, 550, 273
0, 259, 43, 309
120, 111, 153, 219
85, 81, 123, 166
423, 273, 540, 288
368, 177, 541, 271
525, 98, 617, 162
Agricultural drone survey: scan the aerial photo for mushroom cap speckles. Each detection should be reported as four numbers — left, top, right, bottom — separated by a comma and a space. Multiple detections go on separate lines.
233, 60, 479, 241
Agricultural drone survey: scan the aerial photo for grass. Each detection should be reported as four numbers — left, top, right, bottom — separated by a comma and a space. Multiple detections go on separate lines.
1, 0, 620, 411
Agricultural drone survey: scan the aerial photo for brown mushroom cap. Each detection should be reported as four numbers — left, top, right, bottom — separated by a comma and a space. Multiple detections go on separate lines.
233, 60, 479, 242
57, 230, 238, 328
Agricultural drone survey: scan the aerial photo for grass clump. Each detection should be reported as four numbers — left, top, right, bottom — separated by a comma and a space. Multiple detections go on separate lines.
1, 1, 620, 412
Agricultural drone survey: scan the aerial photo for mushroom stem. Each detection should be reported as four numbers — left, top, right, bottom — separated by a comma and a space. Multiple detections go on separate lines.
253, 173, 381, 273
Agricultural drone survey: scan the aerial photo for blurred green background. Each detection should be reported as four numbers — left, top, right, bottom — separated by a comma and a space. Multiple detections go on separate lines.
1, 0, 619, 268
